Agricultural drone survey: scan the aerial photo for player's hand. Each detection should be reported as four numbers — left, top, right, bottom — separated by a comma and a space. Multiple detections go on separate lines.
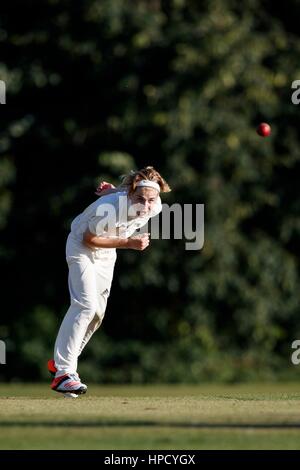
95, 181, 116, 195
127, 233, 150, 251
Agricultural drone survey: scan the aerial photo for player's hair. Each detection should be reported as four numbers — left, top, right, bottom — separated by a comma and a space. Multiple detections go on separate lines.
119, 166, 171, 195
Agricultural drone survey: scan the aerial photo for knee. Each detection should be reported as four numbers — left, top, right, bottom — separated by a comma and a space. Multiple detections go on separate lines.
73, 299, 98, 321
96, 293, 108, 321
96, 310, 105, 323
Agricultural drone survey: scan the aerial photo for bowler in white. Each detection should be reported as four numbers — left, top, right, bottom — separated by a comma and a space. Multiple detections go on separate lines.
48, 166, 171, 396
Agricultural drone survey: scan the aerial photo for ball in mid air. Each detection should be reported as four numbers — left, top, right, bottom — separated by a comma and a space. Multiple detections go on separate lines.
256, 122, 271, 137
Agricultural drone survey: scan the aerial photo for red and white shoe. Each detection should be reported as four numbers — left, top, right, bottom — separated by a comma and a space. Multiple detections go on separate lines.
51, 373, 87, 396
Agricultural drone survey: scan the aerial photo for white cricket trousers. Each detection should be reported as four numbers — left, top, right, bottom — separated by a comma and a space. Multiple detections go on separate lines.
54, 234, 117, 377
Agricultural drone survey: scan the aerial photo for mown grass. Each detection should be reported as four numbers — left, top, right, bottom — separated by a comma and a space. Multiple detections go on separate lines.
0, 383, 299, 449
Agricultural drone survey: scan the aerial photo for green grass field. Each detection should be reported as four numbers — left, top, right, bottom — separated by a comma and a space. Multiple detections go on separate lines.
0, 383, 300, 449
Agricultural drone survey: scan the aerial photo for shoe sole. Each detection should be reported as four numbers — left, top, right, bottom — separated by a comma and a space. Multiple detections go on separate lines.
63, 393, 79, 399
52, 387, 87, 396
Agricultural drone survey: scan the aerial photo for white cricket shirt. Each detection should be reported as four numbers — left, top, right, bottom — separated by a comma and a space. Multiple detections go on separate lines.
68, 190, 162, 257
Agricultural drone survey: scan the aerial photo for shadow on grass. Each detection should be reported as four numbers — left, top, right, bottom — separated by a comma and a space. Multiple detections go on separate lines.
0, 421, 300, 429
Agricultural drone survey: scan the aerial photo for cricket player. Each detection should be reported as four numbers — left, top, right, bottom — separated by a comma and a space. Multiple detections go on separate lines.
48, 166, 171, 396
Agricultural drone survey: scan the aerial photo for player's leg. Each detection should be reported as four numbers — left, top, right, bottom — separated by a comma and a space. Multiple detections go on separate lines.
52, 256, 100, 394
77, 313, 102, 356
77, 269, 113, 355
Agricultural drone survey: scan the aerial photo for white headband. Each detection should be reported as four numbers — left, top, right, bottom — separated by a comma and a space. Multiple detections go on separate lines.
135, 180, 160, 192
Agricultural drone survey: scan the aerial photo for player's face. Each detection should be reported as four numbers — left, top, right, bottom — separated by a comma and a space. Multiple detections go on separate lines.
129, 187, 159, 217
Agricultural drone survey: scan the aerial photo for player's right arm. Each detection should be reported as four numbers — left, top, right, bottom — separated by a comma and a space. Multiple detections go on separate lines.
82, 229, 150, 251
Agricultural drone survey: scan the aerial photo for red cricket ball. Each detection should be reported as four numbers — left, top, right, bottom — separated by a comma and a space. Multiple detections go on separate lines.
256, 122, 271, 137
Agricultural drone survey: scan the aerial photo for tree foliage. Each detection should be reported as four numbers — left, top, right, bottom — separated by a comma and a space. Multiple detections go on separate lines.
1, 0, 300, 382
